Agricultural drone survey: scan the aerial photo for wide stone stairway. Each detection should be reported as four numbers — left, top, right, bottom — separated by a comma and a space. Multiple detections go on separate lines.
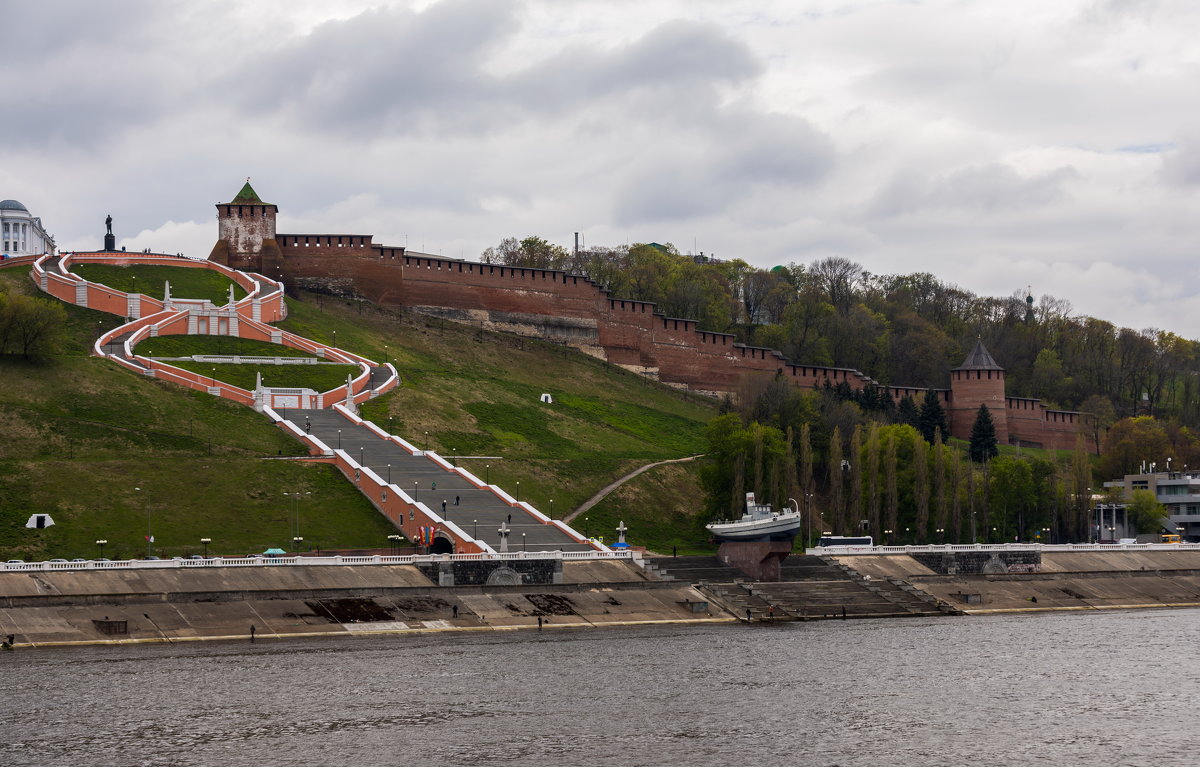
281, 408, 593, 553
648, 553, 956, 621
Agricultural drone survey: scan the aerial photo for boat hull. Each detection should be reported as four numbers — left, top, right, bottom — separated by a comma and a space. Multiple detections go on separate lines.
706, 514, 802, 543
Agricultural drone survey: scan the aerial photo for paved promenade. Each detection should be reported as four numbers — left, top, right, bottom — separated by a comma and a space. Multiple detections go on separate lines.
282, 408, 593, 553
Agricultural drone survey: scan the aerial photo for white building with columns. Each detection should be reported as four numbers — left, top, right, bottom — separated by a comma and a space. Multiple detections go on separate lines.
1, 199, 55, 257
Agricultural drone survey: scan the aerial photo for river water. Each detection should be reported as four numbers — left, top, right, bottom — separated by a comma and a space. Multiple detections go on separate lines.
1, 609, 1195, 766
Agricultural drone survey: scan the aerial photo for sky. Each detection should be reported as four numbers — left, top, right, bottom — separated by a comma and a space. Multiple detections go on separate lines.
5, 0, 1200, 336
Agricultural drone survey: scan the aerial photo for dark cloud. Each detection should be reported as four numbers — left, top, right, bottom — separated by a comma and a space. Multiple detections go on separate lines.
614, 110, 834, 225
0, 1, 189, 149
866, 163, 1077, 218
229, 1, 516, 136
227, 3, 762, 139
1161, 131, 1200, 186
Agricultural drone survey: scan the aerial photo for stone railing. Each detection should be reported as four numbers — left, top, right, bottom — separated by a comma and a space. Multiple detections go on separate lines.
1, 550, 636, 572
808, 542, 1200, 555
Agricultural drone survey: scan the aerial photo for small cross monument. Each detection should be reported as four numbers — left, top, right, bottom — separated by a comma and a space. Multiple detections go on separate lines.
498, 521, 511, 553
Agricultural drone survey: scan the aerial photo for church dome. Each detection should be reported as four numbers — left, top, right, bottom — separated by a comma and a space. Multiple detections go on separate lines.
0, 199, 29, 212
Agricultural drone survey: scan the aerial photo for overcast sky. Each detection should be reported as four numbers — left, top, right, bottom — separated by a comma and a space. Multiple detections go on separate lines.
6, 0, 1200, 336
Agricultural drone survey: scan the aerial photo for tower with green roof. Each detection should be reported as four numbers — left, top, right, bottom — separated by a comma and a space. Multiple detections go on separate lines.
210, 179, 278, 270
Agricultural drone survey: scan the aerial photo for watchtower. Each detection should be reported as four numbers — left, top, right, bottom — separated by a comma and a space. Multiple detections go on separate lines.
948, 339, 1009, 443
211, 180, 277, 271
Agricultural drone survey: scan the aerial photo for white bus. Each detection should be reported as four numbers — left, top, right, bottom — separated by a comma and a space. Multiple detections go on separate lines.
816, 535, 874, 547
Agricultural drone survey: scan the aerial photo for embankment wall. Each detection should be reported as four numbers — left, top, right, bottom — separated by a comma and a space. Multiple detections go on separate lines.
0, 562, 728, 647
836, 551, 1200, 613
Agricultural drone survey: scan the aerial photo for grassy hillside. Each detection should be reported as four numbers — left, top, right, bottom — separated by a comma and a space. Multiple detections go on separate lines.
71, 263, 246, 304
580, 460, 714, 555
0, 266, 719, 560
0, 267, 396, 560
281, 294, 718, 531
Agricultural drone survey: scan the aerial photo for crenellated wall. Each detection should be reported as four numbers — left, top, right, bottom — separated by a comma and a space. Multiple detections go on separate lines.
218, 220, 1093, 451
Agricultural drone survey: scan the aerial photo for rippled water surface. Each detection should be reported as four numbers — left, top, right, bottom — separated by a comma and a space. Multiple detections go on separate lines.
2, 609, 1197, 766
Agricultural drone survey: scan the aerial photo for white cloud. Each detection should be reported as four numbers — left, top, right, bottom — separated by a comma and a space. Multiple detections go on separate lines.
7, 0, 1200, 337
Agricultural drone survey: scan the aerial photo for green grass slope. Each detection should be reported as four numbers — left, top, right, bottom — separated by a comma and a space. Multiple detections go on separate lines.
1, 266, 719, 560
0, 268, 397, 560
71, 263, 246, 305
289, 298, 717, 529
580, 460, 714, 555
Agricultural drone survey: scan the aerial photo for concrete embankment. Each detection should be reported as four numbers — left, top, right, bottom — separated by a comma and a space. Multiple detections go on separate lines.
0, 560, 734, 648
834, 550, 1200, 613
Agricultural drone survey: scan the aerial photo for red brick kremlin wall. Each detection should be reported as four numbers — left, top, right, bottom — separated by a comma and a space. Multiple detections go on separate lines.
210, 209, 1090, 451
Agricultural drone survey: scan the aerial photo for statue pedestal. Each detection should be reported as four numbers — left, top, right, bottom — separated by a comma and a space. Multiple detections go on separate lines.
717, 540, 793, 582
104, 233, 115, 251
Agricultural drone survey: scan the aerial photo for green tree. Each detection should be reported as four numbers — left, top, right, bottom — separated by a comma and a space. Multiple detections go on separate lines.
968, 404, 999, 463
989, 456, 1036, 541
917, 389, 948, 444
827, 427, 846, 534
1097, 417, 1171, 479
896, 396, 919, 428
0, 293, 67, 358
480, 236, 570, 269
1126, 489, 1167, 534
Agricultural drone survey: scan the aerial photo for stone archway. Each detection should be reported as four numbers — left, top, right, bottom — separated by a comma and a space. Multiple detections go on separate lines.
429, 535, 455, 555
485, 566, 523, 586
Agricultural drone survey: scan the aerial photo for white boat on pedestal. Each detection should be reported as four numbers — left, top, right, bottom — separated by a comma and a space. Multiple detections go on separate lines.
705, 493, 802, 543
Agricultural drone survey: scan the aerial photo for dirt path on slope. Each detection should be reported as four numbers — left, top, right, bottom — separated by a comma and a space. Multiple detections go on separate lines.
562, 454, 704, 523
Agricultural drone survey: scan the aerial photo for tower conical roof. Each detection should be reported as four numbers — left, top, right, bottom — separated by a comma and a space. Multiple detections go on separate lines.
228, 180, 268, 205
955, 338, 1003, 371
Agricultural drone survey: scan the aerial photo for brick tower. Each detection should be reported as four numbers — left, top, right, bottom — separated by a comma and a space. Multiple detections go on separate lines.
210, 180, 277, 271
948, 339, 1009, 443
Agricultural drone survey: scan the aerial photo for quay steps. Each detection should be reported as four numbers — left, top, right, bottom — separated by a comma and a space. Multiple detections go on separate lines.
648, 554, 958, 621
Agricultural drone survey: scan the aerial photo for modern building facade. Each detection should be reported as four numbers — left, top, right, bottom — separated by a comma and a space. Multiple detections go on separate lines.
1100, 468, 1200, 541
1, 199, 55, 257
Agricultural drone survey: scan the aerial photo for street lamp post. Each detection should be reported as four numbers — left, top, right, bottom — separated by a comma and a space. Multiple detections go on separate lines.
424, 431, 429, 451
387, 464, 392, 484
549, 499, 554, 519
292, 536, 303, 553
387, 534, 401, 556
96, 539, 107, 559
883, 529, 893, 545
522, 532, 527, 552
473, 519, 478, 539
788, 497, 802, 549
200, 538, 211, 558
135, 486, 153, 558
359, 446, 364, 466
413, 481, 418, 501
452, 447, 456, 467
485, 464, 490, 484
516, 481, 520, 502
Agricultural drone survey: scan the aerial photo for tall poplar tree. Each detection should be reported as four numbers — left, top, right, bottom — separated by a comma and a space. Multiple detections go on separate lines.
866, 423, 881, 538
933, 431, 948, 537
950, 450, 963, 543
828, 427, 845, 534
913, 430, 930, 542
849, 425, 864, 537
885, 430, 899, 537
